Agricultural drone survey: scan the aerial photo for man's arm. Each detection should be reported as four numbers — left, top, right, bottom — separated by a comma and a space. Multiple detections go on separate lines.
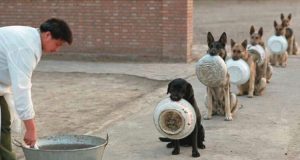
23, 119, 36, 147
7, 48, 38, 146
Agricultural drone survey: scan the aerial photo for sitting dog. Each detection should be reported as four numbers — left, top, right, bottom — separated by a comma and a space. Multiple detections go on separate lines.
269, 21, 288, 67
249, 25, 273, 83
280, 13, 298, 55
231, 39, 266, 97
159, 78, 205, 157
204, 32, 239, 121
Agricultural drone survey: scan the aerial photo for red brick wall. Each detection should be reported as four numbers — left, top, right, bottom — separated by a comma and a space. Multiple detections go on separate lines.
0, 0, 193, 62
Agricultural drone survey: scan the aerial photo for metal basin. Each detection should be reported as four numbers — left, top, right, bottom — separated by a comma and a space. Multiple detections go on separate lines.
14, 134, 108, 160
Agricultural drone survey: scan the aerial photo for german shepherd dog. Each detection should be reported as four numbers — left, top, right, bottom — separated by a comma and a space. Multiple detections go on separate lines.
249, 26, 273, 84
269, 21, 288, 67
231, 38, 266, 98
231, 39, 256, 97
159, 78, 205, 157
280, 13, 298, 55
203, 32, 238, 121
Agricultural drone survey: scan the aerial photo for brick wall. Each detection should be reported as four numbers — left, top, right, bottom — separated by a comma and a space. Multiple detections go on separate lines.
0, 0, 193, 62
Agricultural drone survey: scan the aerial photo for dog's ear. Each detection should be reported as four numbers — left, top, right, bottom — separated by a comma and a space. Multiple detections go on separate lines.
219, 32, 227, 47
274, 20, 278, 27
258, 27, 263, 37
242, 39, 248, 49
230, 39, 236, 48
250, 25, 255, 35
280, 13, 284, 21
288, 13, 292, 20
207, 32, 214, 48
185, 82, 194, 100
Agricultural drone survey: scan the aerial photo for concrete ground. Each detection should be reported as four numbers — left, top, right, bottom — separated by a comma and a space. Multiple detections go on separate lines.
14, 0, 300, 159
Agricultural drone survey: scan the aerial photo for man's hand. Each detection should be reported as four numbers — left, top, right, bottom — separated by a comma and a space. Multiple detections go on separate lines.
23, 119, 37, 147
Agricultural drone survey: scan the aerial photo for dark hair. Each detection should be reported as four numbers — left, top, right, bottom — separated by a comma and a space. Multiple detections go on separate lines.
39, 18, 73, 44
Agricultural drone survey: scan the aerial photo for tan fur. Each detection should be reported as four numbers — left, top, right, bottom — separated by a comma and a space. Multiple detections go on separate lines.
249, 26, 273, 84
204, 73, 238, 121
204, 32, 238, 121
280, 13, 298, 55
270, 21, 288, 67
231, 39, 267, 98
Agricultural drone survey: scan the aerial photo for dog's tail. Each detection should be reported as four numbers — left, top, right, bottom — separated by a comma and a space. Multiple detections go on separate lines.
159, 137, 172, 142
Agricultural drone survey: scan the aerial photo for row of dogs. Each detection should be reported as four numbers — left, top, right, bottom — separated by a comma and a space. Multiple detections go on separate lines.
158, 13, 297, 158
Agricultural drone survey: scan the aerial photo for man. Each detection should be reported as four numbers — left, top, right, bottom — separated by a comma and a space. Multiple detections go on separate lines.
0, 18, 72, 159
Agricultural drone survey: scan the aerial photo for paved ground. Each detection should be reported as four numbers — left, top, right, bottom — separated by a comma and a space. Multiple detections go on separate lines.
14, 0, 300, 160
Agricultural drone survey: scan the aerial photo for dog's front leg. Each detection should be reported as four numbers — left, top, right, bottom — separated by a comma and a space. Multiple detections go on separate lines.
280, 52, 288, 68
248, 63, 256, 98
292, 38, 298, 55
261, 59, 268, 79
287, 38, 293, 55
269, 54, 276, 66
204, 88, 213, 120
171, 140, 180, 155
224, 85, 233, 121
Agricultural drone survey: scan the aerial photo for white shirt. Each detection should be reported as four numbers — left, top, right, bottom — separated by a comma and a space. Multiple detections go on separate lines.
0, 26, 42, 120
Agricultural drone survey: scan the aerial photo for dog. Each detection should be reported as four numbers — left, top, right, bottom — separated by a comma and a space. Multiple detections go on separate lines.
231, 38, 267, 98
204, 32, 239, 121
249, 25, 273, 84
159, 78, 205, 157
280, 13, 298, 55
269, 21, 288, 67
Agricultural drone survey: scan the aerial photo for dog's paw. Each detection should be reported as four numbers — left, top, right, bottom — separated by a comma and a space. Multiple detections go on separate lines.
281, 64, 287, 68
172, 149, 180, 155
166, 142, 173, 148
198, 143, 206, 149
247, 94, 253, 98
224, 116, 233, 121
192, 151, 200, 157
237, 93, 243, 96
203, 114, 212, 120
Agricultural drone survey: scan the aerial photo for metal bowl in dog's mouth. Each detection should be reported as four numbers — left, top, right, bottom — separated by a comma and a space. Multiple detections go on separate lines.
159, 109, 185, 135
153, 97, 196, 139
196, 54, 227, 87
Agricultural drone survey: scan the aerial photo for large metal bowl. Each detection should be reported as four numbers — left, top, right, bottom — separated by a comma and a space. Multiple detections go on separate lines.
267, 35, 288, 54
153, 97, 196, 140
14, 134, 108, 160
247, 44, 266, 65
195, 54, 227, 87
226, 58, 250, 85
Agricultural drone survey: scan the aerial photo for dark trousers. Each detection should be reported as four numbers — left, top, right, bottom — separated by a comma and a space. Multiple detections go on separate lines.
0, 96, 16, 160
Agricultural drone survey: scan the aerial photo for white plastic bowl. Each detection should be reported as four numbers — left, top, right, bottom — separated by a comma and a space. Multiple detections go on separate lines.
195, 54, 227, 87
246, 44, 266, 65
226, 58, 250, 85
267, 35, 288, 54
153, 97, 196, 140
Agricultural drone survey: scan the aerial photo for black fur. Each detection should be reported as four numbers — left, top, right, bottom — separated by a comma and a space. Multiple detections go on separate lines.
159, 78, 205, 157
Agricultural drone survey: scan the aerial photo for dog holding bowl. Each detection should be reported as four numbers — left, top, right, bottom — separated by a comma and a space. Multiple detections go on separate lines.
196, 32, 239, 121
268, 21, 288, 67
229, 39, 267, 98
280, 13, 298, 55
154, 78, 205, 157
249, 25, 273, 83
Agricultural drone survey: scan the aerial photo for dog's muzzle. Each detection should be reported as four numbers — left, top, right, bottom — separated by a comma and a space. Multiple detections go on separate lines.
208, 49, 218, 56
170, 95, 181, 101
232, 56, 239, 61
